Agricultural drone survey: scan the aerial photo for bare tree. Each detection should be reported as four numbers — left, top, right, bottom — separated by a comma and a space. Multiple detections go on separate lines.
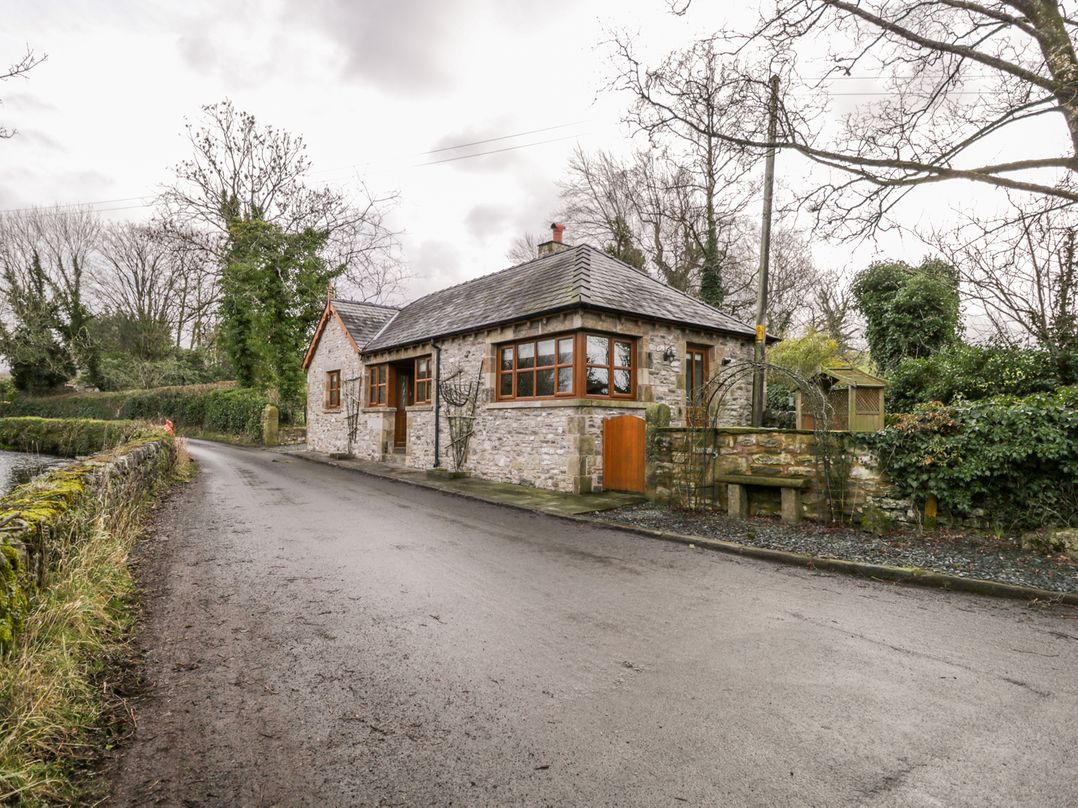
713, 222, 821, 335
506, 232, 543, 264
1, 47, 46, 140
161, 99, 402, 300
96, 223, 176, 326
808, 268, 859, 351
617, 2, 1078, 235
936, 199, 1077, 379
556, 146, 750, 294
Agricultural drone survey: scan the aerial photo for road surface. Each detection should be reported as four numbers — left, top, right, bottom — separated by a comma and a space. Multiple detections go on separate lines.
108, 440, 1078, 807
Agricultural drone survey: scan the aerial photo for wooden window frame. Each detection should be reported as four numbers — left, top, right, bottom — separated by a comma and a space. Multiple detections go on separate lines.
685, 344, 710, 426
495, 331, 636, 402
496, 333, 577, 401
325, 369, 342, 410
414, 356, 433, 405
367, 364, 388, 407
582, 333, 636, 400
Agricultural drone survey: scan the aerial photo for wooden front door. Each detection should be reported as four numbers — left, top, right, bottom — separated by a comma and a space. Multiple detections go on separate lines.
393, 370, 412, 450
602, 415, 646, 493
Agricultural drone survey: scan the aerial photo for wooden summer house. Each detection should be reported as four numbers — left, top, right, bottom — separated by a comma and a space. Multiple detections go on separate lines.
795, 366, 886, 432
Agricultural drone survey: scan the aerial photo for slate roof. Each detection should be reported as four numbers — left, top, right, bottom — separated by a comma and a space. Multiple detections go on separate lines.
358, 245, 755, 353
332, 299, 399, 345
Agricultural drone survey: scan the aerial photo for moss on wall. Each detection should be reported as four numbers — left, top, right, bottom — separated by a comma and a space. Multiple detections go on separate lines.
0, 428, 175, 654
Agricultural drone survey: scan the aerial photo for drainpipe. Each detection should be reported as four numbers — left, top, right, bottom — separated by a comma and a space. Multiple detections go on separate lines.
432, 341, 442, 468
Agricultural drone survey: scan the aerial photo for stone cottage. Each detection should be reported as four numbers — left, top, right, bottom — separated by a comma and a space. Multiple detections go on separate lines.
303, 228, 759, 494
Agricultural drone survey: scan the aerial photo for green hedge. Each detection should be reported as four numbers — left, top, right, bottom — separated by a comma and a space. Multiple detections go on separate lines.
0, 382, 271, 442
888, 343, 1059, 413
0, 418, 165, 457
862, 386, 1078, 529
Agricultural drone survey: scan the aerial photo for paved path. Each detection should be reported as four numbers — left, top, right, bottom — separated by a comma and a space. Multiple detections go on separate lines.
108, 440, 1078, 807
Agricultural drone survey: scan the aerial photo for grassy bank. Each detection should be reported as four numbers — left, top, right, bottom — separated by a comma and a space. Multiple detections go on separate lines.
0, 431, 186, 804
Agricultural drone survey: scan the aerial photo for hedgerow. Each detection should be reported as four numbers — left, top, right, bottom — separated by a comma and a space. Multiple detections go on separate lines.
0, 382, 272, 441
0, 417, 159, 457
862, 386, 1078, 529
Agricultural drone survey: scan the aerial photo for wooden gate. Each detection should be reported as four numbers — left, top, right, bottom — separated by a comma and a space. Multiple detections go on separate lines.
602, 415, 646, 493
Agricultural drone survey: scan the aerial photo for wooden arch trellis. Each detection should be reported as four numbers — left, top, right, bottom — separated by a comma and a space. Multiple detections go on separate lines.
680, 359, 849, 522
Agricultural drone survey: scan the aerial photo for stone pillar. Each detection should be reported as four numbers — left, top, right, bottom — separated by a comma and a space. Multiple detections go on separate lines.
780, 487, 802, 524
261, 404, 279, 447
727, 483, 748, 519
644, 403, 671, 499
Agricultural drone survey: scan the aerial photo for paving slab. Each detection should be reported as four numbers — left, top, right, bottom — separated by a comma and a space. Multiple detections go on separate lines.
278, 446, 644, 516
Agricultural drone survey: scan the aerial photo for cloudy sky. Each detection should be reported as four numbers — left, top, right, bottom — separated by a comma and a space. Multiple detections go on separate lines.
0, 0, 1062, 308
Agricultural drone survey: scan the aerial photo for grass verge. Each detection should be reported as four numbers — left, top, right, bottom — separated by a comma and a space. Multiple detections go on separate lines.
0, 441, 192, 805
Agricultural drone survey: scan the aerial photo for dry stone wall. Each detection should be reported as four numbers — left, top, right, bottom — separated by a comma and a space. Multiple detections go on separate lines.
649, 427, 917, 526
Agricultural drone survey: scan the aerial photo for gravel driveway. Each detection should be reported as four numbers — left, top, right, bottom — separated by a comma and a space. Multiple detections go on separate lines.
107, 440, 1078, 807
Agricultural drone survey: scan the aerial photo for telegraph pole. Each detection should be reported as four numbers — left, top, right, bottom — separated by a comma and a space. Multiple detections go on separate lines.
751, 74, 780, 427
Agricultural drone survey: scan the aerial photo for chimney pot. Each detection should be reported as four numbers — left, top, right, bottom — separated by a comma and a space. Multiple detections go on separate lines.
537, 223, 571, 258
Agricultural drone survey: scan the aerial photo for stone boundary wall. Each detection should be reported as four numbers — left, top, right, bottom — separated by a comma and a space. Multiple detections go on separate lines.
0, 434, 176, 652
648, 426, 917, 527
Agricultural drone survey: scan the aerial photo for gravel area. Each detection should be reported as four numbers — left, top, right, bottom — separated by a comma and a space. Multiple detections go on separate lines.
600, 503, 1078, 594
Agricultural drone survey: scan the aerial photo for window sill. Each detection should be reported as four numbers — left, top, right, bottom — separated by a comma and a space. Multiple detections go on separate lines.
323, 406, 342, 413
361, 406, 390, 413
406, 405, 433, 412
487, 398, 647, 410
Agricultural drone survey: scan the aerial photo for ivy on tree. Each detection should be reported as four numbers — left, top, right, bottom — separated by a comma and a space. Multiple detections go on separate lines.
219, 216, 341, 407
851, 259, 960, 372
0, 253, 75, 393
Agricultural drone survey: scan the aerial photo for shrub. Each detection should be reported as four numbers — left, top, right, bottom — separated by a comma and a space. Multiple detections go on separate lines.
202, 388, 269, 439
888, 343, 1059, 412
862, 386, 1078, 529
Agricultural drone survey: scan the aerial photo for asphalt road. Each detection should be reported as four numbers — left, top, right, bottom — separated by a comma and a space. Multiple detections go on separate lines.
108, 439, 1078, 807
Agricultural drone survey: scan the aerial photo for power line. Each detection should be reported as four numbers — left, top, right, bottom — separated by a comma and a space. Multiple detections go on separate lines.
420, 120, 587, 155
0, 121, 593, 216
306, 119, 589, 179
416, 133, 585, 167
0, 194, 156, 215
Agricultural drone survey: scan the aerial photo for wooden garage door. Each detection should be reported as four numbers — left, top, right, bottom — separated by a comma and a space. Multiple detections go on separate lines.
602, 415, 645, 493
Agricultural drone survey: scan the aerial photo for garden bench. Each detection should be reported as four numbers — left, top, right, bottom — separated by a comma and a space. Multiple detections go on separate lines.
714, 473, 809, 524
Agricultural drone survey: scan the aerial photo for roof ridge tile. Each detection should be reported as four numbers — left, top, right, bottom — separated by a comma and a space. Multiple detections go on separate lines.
332, 298, 400, 311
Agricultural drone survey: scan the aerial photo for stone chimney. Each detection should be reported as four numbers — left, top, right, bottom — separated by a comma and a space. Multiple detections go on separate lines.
537, 222, 570, 258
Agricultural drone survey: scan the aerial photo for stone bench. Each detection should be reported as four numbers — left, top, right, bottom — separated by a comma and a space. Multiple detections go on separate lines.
715, 474, 809, 524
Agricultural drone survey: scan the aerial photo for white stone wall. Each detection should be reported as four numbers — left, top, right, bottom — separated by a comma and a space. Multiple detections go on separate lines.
305, 307, 756, 493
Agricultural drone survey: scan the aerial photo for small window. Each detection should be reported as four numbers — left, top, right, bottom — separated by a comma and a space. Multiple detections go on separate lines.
414, 356, 432, 404
368, 364, 387, 406
325, 370, 341, 410
585, 334, 634, 398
